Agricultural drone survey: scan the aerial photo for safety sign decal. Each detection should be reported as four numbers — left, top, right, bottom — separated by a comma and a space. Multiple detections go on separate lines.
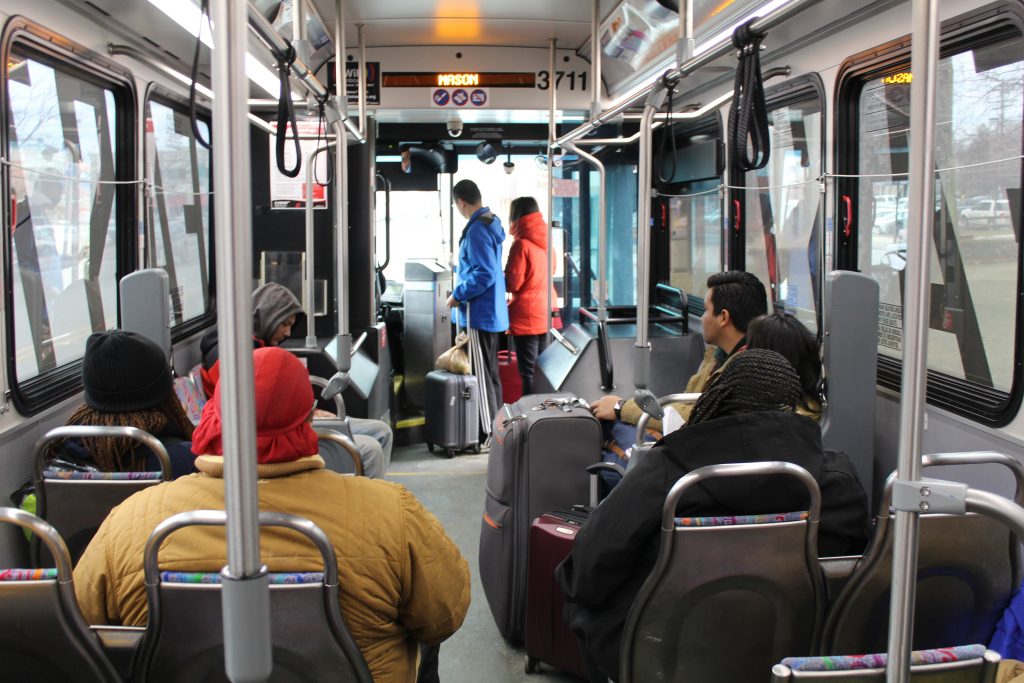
431, 87, 490, 108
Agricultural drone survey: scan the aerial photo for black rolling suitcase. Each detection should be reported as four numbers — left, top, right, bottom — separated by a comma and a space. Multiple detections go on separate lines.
478, 394, 602, 643
423, 370, 480, 457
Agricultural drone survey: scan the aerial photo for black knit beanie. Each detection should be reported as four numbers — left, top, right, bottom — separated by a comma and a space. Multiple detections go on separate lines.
82, 330, 172, 412
688, 348, 803, 425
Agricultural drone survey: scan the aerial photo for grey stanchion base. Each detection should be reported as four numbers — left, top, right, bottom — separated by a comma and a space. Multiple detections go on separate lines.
221, 566, 272, 683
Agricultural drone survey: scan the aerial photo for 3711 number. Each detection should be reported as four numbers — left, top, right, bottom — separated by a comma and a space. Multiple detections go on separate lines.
536, 71, 588, 91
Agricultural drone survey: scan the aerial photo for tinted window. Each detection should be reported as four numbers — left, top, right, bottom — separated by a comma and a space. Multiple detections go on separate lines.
7, 50, 123, 382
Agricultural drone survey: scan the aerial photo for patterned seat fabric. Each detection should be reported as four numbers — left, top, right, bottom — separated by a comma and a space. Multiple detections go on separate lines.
42, 469, 163, 481
174, 376, 206, 426
160, 571, 325, 585
782, 644, 988, 671
675, 511, 809, 527
0, 568, 59, 581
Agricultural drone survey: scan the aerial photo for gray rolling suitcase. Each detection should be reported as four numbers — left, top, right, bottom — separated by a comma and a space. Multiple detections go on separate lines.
424, 370, 480, 457
479, 393, 602, 644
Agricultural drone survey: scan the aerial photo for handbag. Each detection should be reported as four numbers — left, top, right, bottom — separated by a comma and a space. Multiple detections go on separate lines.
436, 331, 471, 375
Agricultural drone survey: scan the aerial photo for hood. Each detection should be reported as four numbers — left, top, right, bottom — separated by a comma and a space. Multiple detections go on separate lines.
660, 411, 824, 515
251, 282, 304, 343
512, 212, 547, 249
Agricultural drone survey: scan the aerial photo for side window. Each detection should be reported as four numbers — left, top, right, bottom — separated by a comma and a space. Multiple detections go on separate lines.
838, 23, 1024, 423
6, 47, 129, 393
663, 115, 724, 303
742, 86, 824, 333
145, 97, 212, 327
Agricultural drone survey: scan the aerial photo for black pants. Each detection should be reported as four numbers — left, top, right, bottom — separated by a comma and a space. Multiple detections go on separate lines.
417, 643, 440, 683
474, 329, 503, 429
514, 334, 549, 396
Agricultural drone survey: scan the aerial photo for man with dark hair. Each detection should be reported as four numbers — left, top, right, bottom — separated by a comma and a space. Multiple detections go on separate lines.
560, 349, 869, 681
446, 179, 508, 434
591, 271, 767, 427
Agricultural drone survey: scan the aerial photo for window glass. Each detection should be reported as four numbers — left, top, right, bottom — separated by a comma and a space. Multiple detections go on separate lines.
855, 36, 1023, 392
668, 178, 722, 301
146, 99, 211, 325
743, 95, 823, 332
7, 50, 122, 382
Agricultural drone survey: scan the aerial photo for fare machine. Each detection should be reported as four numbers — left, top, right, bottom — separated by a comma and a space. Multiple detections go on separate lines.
404, 259, 452, 409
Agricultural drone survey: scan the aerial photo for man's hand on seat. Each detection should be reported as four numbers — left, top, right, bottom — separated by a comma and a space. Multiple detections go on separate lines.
591, 394, 623, 421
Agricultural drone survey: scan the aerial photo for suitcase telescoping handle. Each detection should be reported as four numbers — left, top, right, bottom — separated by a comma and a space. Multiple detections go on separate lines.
586, 462, 625, 507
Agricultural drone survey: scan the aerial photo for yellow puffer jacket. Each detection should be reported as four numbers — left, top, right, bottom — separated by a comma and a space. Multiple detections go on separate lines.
73, 458, 471, 683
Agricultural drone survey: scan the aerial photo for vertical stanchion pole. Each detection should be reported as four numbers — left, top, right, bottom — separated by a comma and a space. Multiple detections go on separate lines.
334, 0, 353, 369
547, 38, 557, 333
590, 0, 601, 121
885, 1, 940, 681
210, 0, 271, 680
633, 96, 660, 393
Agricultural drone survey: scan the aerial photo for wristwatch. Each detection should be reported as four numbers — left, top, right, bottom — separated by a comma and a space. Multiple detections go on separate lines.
613, 399, 625, 421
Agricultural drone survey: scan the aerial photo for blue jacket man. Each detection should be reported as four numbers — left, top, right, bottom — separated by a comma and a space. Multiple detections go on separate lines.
446, 179, 508, 433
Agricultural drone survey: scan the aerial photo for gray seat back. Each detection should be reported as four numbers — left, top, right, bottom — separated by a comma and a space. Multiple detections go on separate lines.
620, 462, 825, 683
822, 453, 1023, 655
135, 510, 372, 683
32, 426, 172, 568
120, 269, 171, 359
820, 271, 879, 503
771, 644, 1000, 681
0, 507, 121, 682
313, 428, 364, 476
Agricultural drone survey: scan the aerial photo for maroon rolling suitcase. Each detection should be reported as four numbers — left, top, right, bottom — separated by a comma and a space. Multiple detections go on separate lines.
524, 463, 621, 678
524, 506, 590, 678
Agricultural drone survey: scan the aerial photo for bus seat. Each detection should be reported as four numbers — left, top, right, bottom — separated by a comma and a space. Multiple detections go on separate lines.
822, 452, 1023, 655
187, 363, 206, 401
32, 426, 172, 568
120, 268, 171, 359
820, 271, 879, 504
0, 507, 121, 682
172, 374, 206, 426
313, 428, 364, 477
134, 509, 373, 683
619, 462, 825, 683
772, 644, 1000, 681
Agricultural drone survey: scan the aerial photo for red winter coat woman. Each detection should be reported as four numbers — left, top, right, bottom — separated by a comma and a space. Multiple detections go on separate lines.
505, 210, 557, 335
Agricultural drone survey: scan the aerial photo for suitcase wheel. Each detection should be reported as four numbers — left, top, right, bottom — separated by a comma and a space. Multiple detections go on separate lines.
444, 448, 456, 459
472, 443, 481, 454
525, 656, 540, 675
425, 442, 434, 453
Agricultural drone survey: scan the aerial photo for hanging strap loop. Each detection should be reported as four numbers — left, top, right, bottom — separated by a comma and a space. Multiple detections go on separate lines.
275, 44, 302, 178
728, 20, 770, 172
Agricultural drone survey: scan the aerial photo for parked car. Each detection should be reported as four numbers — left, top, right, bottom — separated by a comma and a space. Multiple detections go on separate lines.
959, 199, 1010, 228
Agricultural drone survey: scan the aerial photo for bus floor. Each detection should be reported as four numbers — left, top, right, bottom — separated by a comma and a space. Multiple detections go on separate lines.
387, 443, 580, 683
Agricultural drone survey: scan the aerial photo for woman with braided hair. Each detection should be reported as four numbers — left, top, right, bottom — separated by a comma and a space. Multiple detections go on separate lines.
48, 330, 197, 478
557, 348, 869, 681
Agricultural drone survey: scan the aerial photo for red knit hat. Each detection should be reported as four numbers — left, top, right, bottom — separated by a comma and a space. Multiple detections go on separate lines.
192, 347, 319, 463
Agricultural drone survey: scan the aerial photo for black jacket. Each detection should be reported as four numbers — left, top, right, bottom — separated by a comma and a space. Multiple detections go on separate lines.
556, 411, 869, 681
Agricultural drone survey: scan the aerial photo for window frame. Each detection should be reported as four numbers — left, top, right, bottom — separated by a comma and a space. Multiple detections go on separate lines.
143, 84, 215, 343
833, 2, 1024, 426
733, 73, 827, 333
1, 18, 138, 415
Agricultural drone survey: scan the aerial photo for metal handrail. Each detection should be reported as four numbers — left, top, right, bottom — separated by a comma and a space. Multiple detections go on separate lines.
555, 0, 819, 148
0, 507, 74, 581
313, 429, 364, 477
35, 426, 172, 481
143, 509, 340, 589
635, 393, 701, 446
305, 142, 338, 348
